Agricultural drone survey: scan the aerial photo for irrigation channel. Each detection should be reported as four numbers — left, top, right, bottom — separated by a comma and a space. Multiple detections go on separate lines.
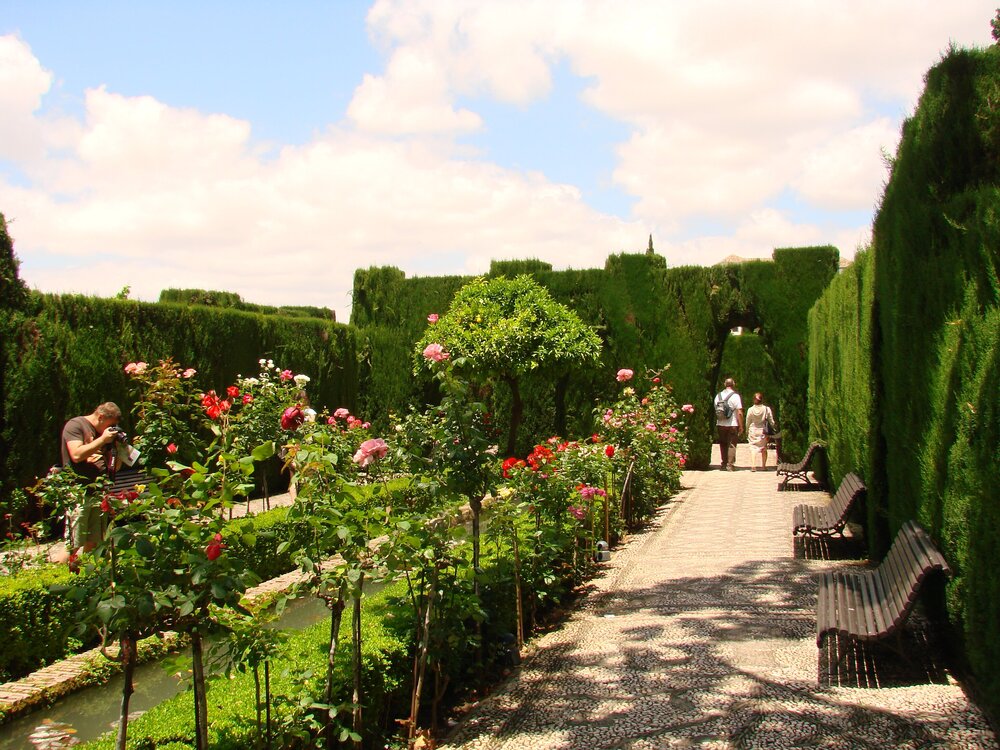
1, 494, 490, 749
0, 593, 341, 749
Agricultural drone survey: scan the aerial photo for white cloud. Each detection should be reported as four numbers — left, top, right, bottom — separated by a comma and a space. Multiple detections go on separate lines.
1, 57, 647, 321
0, 35, 53, 161
793, 118, 900, 211
1, 2, 993, 322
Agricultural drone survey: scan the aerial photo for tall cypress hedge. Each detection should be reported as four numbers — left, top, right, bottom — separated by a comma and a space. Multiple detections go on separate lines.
1, 294, 359, 499
808, 45, 1000, 722
350, 248, 837, 465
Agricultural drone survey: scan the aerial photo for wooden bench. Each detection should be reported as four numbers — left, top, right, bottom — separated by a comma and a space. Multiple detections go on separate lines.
793, 472, 866, 538
777, 441, 824, 487
816, 520, 951, 661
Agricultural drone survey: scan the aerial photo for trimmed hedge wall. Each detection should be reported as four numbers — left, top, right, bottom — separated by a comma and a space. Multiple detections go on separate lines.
808, 45, 1000, 723
0, 294, 359, 499
351, 249, 838, 466
159, 288, 337, 321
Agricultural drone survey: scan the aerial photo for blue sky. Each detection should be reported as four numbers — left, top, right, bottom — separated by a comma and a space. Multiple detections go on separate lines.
0, 1, 993, 320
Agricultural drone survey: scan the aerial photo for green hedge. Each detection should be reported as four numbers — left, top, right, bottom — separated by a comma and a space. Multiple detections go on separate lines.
158, 288, 337, 321
0, 294, 359, 501
0, 564, 79, 682
350, 250, 837, 465
808, 45, 1000, 724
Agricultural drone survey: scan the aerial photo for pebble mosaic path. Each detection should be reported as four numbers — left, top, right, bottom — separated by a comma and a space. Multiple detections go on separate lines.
443, 445, 998, 750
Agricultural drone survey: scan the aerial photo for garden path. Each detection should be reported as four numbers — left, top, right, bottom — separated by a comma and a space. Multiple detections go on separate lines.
442, 443, 997, 749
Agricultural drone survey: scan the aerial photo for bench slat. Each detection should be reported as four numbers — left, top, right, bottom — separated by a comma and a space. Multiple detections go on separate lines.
792, 471, 865, 538
815, 520, 951, 652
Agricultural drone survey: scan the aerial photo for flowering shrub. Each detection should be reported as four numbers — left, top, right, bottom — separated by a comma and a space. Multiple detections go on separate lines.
126, 358, 208, 468
597, 365, 692, 523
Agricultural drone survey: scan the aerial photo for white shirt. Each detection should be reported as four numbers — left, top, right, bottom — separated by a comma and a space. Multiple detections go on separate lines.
715, 388, 743, 427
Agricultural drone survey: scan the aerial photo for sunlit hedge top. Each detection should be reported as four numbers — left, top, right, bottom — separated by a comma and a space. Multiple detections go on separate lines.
415, 275, 602, 376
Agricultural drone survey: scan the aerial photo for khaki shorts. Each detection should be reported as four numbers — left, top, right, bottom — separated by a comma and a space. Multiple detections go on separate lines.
66, 503, 106, 549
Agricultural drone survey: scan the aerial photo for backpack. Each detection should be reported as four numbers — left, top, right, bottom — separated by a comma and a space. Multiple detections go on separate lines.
715, 391, 736, 420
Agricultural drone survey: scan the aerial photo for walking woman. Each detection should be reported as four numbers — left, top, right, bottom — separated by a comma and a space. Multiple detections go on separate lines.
744, 392, 775, 471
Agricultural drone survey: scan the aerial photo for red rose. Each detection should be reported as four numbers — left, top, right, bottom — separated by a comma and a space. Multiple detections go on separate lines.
501, 457, 525, 478
100, 497, 113, 513
226, 385, 240, 398
166, 442, 178, 454
281, 406, 304, 431
605, 445, 616, 458
206, 533, 225, 561
242, 393, 253, 405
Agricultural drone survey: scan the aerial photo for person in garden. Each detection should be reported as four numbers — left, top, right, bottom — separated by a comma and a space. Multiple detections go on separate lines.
743, 392, 775, 472
714, 378, 743, 471
59, 401, 122, 553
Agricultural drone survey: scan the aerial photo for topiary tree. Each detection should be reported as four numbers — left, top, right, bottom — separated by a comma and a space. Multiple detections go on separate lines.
416, 275, 602, 455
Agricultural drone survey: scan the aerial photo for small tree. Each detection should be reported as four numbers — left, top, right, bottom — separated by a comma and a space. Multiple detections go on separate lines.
416, 275, 602, 455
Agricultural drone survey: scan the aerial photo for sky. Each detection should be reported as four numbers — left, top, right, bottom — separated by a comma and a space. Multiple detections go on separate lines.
1, 1, 994, 323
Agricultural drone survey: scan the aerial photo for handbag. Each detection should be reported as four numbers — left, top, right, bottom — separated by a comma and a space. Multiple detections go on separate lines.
763, 407, 776, 436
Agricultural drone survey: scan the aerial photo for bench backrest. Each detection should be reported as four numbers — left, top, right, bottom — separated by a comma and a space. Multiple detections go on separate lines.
829, 472, 866, 519
878, 520, 951, 629
793, 441, 823, 470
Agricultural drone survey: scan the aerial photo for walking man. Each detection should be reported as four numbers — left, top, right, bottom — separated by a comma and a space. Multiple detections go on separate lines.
714, 378, 743, 470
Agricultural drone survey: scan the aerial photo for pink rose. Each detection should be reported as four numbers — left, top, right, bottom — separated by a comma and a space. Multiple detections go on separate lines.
353, 437, 389, 467
242, 393, 253, 404
616, 368, 633, 382
427, 313, 439, 324
681, 404, 695, 413
334, 407, 350, 419
422, 343, 450, 362
182, 368, 197, 379
280, 369, 293, 381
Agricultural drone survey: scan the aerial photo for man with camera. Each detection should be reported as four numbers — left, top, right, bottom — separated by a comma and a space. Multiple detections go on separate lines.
60, 401, 123, 553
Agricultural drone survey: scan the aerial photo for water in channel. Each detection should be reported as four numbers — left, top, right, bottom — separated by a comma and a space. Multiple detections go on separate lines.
0, 595, 331, 750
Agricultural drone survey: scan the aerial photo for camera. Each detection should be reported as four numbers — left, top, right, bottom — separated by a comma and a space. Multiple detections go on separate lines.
108, 426, 129, 443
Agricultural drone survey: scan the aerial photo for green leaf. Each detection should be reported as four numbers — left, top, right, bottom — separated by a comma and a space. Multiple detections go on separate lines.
252, 441, 275, 461
135, 537, 156, 558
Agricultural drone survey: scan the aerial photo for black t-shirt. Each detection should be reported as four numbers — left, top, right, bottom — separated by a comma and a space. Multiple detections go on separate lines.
61, 416, 107, 481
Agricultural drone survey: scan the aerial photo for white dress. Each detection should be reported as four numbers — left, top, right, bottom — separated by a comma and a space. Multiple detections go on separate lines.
745, 404, 771, 449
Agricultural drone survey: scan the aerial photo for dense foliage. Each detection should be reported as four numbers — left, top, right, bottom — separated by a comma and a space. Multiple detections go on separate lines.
0, 292, 359, 513
352, 249, 837, 464
808, 45, 1000, 723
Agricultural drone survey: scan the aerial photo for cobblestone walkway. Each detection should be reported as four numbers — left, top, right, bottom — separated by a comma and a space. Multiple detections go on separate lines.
443, 447, 998, 749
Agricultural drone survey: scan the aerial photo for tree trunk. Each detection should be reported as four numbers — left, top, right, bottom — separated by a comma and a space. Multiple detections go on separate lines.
114, 633, 136, 750
352, 574, 364, 748
324, 586, 347, 750
554, 374, 568, 437
503, 375, 523, 457
264, 660, 272, 746
191, 631, 209, 750
408, 585, 435, 747
253, 665, 262, 743
512, 532, 524, 649
470, 495, 482, 588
